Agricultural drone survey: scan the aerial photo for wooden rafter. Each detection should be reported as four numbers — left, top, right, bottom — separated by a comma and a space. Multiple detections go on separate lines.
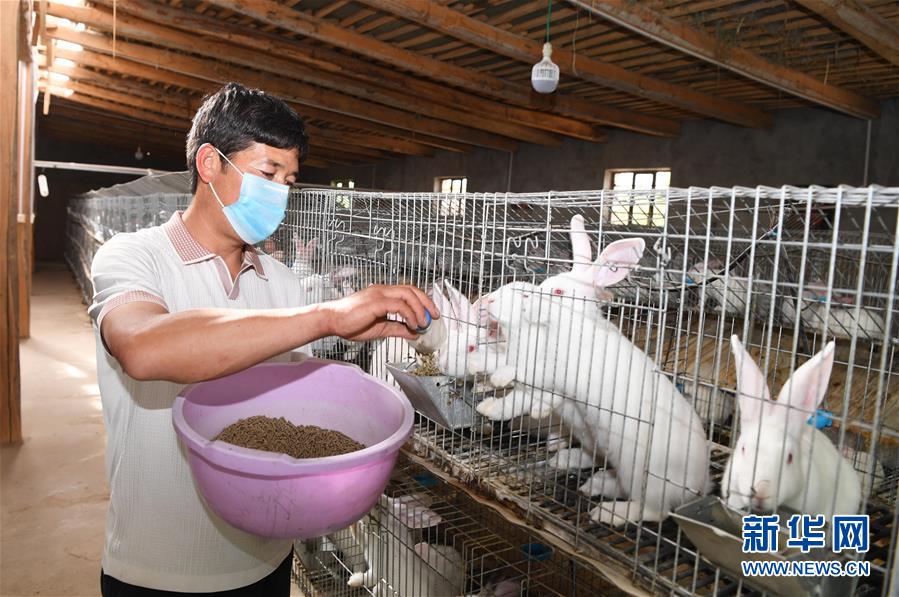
205, 0, 683, 136
59, 70, 434, 157
51, 47, 475, 154
88, 0, 604, 143
47, 65, 196, 110
83, 2, 556, 148
567, 0, 879, 120
794, 0, 899, 70
45, 23, 518, 153
61, 77, 431, 160
354, 0, 770, 127
39, 85, 187, 129
38, 85, 183, 134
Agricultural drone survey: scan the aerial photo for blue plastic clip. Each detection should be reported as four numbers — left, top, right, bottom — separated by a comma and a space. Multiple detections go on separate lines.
808, 409, 834, 429
416, 309, 433, 333
413, 473, 439, 487
520, 543, 553, 562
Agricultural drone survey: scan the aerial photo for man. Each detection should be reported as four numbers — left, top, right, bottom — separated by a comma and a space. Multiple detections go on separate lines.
89, 83, 437, 596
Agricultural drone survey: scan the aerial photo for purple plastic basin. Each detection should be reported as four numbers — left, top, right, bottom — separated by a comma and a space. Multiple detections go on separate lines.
172, 359, 413, 539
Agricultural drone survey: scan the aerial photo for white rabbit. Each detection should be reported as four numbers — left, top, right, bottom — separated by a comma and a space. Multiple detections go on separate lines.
782, 280, 885, 342
477, 243, 710, 525
367, 280, 495, 383
299, 266, 357, 305
430, 280, 500, 380
720, 336, 861, 516
466, 575, 523, 597
486, 222, 644, 390
348, 493, 464, 596
411, 543, 466, 597
687, 258, 749, 317
804, 284, 886, 342
291, 236, 317, 277
478, 232, 646, 393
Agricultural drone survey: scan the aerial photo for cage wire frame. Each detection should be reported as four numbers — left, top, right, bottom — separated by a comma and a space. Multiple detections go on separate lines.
292, 457, 628, 597
65, 185, 899, 596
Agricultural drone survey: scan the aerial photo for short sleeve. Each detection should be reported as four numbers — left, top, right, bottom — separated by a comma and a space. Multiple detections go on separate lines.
88, 232, 169, 330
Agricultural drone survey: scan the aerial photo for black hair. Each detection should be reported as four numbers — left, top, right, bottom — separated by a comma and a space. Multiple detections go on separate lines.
186, 82, 309, 192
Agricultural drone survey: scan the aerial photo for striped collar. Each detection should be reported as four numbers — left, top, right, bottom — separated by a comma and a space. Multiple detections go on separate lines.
162, 211, 267, 280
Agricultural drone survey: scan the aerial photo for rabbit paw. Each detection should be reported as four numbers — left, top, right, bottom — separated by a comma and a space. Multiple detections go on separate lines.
579, 470, 627, 498
588, 500, 662, 526
476, 395, 528, 421
466, 351, 487, 375
544, 431, 568, 453
489, 366, 517, 388
347, 572, 364, 588
529, 398, 556, 419
546, 448, 595, 471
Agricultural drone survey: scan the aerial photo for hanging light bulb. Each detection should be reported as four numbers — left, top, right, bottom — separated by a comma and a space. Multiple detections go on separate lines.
531, 42, 559, 94
38, 173, 49, 198
531, 1, 559, 94
134, 146, 144, 161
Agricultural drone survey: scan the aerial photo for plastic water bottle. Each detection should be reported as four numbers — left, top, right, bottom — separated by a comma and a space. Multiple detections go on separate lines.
408, 309, 446, 355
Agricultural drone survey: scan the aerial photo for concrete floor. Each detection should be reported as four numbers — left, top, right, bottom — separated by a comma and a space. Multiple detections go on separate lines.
1, 267, 304, 597
2, 266, 106, 597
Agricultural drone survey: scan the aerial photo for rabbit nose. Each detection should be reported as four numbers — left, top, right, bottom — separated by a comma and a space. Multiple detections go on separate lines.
750, 481, 771, 501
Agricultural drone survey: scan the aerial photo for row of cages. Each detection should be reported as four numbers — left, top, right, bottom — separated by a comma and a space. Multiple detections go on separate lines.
66, 185, 899, 596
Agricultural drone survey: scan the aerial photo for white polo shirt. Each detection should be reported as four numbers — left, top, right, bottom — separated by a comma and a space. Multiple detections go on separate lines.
89, 212, 308, 592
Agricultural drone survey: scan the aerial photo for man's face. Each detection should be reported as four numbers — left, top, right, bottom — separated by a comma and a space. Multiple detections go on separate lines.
211, 142, 300, 207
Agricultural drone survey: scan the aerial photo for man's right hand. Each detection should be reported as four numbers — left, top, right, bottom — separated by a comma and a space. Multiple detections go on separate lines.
322, 284, 440, 342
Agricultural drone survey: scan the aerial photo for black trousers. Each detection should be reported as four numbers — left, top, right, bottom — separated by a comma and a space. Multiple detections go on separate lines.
100, 550, 293, 596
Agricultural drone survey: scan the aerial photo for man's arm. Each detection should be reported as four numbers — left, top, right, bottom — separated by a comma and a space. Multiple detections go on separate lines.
103, 285, 438, 384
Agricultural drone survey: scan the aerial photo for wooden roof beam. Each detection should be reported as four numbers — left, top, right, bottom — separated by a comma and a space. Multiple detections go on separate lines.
794, 0, 899, 70
353, 0, 769, 127
45, 24, 518, 153
205, 0, 681, 136
51, 47, 474, 154
51, 3, 528, 150
91, 0, 601, 143
66, 77, 430, 159
46, 64, 198, 110
569, 0, 879, 120
39, 87, 187, 129
42, 105, 186, 150
48, 82, 378, 166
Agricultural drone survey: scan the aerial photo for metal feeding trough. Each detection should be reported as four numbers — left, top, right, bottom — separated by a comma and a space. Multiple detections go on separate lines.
386, 362, 476, 430
671, 496, 857, 597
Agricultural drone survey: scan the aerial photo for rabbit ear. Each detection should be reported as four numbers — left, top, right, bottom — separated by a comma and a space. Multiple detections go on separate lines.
593, 238, 645, 288
730, 335, 771, 425
443, 281, 470, 321
430, 283, 458, 330
569, 215, 593, 275
777, 341, 836, 433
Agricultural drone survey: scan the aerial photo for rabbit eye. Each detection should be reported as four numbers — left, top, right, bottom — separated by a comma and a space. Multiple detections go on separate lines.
741, 445, 745, 454
553, 288, 564, 296
787, 452, 793, 465
467, 345, 476, 353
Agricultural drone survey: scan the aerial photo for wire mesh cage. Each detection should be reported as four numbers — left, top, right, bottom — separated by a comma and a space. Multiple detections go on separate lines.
280, 185, 898, 596
65, 183, 899, 596
293, 457, 630, 597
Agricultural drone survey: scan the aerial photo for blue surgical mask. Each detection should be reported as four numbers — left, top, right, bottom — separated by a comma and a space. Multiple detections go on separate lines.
207, 146, 289, 245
